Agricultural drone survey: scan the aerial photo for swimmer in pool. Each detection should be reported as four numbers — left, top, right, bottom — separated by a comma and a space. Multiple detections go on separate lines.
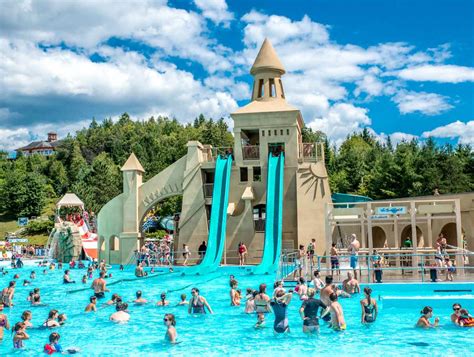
451, 303, 462, 325
13, 322, 29, 349
58, 314, 67, 326
156, 293, 169, 306
91, 271, 109, 299
299, 288, 329, 334
244, 289, 256, 314
43, 310, 60, 328
297, 277, 308, 300
270, 289, 293, 334
416, 306, 439, 328
110, 302, 130, 323
85, 296, 97, 312
177, 294, 188, 306
329, 293, 346, 331
21, 310, 33, 328
134, 291, 148, 304
342, 272, 360, 294
188, 288, 213, 314
82, 275, 87, 284
164, 313, 178, 344
63, 270, 75, 284
0, 302, 11, 341
230, 279, 240, 306
30, 271, 36, 280
254, 284, 271, 327
106, 293, 120, 306
360, 287, 378, 324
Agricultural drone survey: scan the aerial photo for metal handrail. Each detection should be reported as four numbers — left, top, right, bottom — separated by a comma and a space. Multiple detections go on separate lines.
277, 251, 474, 283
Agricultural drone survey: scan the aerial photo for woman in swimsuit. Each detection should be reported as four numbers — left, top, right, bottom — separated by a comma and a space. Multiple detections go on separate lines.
0, 302, 10, 341
164, 313, 178, 344
416, 306, 439, 328
230, 280, 240, 306
238, 242, 248, 266
182, 244, 190, 266
254, 284, 271, 327
270, 290, 293, 333
43, 309, 60, 328
21, 310, 33, 328
297, 277, 308, 300
1, 280, 16, 307
360, 287, 378, 324
188, 288, 213, 314
13, 322, 29, 349
244, 289, 256, 313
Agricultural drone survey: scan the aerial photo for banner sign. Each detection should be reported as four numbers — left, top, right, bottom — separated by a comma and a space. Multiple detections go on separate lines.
376, 206, 407, 215
370, 215, 389, 219
8, 238, 28, 243
18, 217, 29, 226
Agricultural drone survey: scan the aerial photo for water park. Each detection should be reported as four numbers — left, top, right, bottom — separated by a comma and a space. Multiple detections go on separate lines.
1, 39, 473, 356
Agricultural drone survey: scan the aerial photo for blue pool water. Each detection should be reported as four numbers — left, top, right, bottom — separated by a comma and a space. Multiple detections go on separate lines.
0, 263, 473, 356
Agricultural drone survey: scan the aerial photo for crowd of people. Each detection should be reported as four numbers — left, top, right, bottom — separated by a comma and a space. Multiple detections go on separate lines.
0, 258, 473, 352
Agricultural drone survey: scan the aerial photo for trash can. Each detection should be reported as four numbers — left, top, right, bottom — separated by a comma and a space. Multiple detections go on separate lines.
430, 268, 438, 282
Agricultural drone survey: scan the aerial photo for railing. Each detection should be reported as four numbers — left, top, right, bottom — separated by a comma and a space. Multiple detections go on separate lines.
203, 183, 214, 198
277, 250, 474, 283
254, 219, 265, 232
242, 145, 260, 160
299, 142, 324, 162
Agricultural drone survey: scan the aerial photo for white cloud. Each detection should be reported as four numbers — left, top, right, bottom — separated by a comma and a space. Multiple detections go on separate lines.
307, 103, 371, 145
0, 39, 238, 124
194, 0, 233, 27
422, 120, 474, 145
0, 0, 231, 72
392, 90, 453, 115
396, 65, 474, 83
0, 128, 31, 152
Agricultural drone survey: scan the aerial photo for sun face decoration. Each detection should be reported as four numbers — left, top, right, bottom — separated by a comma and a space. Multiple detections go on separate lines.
298, 162, 328, 200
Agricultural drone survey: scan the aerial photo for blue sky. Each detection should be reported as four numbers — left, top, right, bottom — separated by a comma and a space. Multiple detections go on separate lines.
0, 0, 473, 151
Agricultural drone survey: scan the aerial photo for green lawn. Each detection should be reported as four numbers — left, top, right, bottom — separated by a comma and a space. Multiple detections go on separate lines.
0, 214, 50, 246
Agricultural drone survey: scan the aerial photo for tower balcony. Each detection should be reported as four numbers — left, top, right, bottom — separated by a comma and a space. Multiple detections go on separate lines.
299, 142, 325, 162
242, 145, 260, 160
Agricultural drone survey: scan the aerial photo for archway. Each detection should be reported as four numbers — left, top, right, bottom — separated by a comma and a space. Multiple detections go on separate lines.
372, 226, 387, 248
400, 225, 424, 248
99, 236, 105, 251
439, 222, 465, 248
109, 235, 119, 251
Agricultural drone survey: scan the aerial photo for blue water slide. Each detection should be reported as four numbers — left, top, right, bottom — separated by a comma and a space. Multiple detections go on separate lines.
251, 153, 284, 275
192, 154, 232, 274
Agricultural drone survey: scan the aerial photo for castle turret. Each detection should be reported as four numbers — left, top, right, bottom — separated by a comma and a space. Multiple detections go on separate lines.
119, 153, 144, 261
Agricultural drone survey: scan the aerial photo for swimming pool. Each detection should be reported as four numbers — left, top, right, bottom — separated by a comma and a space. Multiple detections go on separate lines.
0, 264, 473, 356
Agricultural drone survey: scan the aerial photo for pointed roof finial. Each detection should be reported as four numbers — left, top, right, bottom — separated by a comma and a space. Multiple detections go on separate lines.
250, 38, 285, 76
121, 152, 145, 173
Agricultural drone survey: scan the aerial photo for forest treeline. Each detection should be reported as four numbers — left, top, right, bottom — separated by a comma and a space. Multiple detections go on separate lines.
0, 113, 472, 218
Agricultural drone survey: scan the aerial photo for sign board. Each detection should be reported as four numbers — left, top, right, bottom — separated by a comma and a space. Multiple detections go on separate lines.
18, 217, 29, 227
376, 206, 407, 215
370, 215, 389, 220
8, 238, 28, 243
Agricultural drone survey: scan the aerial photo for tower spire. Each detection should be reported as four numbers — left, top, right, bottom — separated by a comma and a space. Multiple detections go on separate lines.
250, 38, 285, 76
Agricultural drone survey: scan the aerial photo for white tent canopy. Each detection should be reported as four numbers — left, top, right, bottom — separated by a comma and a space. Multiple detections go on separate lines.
56, 193, 84, 209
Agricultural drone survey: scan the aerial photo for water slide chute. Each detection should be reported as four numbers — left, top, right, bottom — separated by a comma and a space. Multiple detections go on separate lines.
186, 155, 232, 274
251, 153, 284, 275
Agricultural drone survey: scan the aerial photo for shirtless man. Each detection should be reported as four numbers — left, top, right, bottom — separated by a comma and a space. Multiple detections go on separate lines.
135, 262, 146, 277
320, 277, 335, 324
329, 293, 346, 330
348, 234, 360, 278
91, 271, 109, 299
293, 245, 306, 280
342, 272, 360, 294
85, 296, 97, 312
134, 290, 148, 305
330, 243, 340, 276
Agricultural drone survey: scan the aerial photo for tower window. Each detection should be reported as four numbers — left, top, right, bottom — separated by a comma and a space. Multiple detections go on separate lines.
262, 130, 265, 137
258, 79, 264, 98
274, 129, 277, 136
279, 79, 285, 98
240, 167, 248, 182
280, 129, 283, 135
287, 129, 290, 135
269, 78, 276, 97
268, 130, 271, 137
253, 166, 261, 182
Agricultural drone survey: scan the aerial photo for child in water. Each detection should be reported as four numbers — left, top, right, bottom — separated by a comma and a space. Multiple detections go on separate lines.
13, 322, 29, 349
